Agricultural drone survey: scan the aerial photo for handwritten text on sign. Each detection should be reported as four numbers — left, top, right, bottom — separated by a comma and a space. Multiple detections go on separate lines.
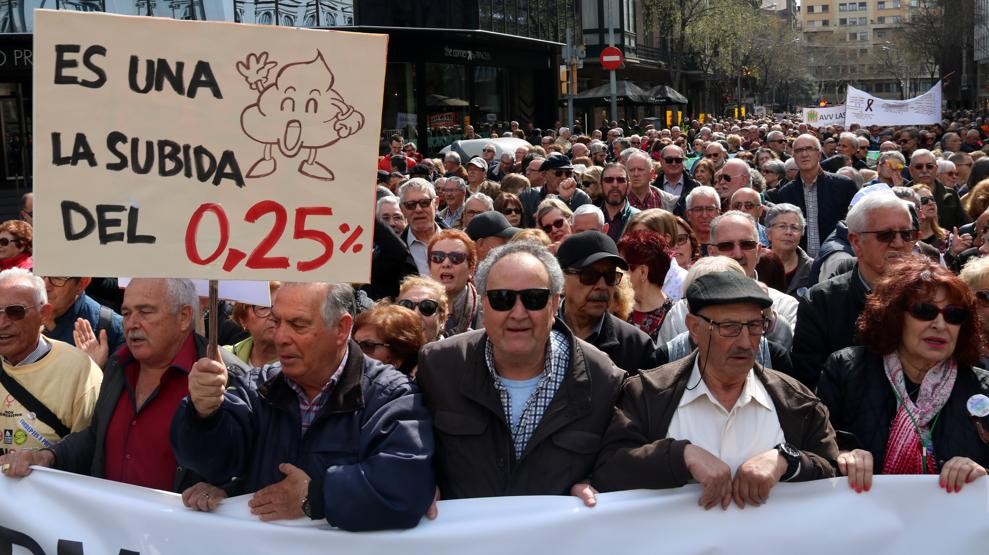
34, 11, 386, 281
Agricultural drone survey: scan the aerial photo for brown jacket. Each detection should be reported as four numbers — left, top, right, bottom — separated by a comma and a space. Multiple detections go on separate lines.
416, 320, 626, 499
592, 353, 838, 492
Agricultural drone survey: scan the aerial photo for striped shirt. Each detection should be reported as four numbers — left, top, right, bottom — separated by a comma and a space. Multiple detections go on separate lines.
285, 347, 349, 434
802, 177, 821, 257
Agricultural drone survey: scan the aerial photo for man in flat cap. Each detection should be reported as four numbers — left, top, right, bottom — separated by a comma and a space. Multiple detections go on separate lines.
592, 271, 838, 510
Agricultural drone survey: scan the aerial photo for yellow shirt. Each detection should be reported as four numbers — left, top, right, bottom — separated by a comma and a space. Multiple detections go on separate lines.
0, 339, 102, 453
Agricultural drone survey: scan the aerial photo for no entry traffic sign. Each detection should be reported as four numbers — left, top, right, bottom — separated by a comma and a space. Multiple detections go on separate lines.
600, 46, 623, 71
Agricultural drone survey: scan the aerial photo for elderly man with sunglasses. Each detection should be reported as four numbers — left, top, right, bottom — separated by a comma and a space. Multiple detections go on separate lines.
557, 231, 661, 374
519, 153, 591, 229
415, 240, 626, 513
905, 149, 969, 231
657, 145, 701, 217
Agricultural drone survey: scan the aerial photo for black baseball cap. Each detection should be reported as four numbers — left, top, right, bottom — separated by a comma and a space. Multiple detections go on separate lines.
556, 231, 628, 270
686, 271, 772, 314
465, 212, 521, 241
541, 152, 574, 172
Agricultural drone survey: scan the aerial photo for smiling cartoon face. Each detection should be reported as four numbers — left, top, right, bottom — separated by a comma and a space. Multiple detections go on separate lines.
241, 52, 352, 157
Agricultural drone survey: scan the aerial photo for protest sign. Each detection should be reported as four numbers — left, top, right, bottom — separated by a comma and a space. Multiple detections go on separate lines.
33, 10, 386, 282
1, 468, 987, 554
845, 82, 943, 127
802, 105, 846, 127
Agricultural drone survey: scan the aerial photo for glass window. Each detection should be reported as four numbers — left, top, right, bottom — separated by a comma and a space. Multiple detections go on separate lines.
473, 65, 506, 126
424, 63, 467, 153
380, 62, 418, 155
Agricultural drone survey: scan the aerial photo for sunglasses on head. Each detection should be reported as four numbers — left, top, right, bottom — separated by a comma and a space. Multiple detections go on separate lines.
564, 267, 623, 286
429, 250, 468, 265
402, 198, 433, 210
553, 170, 573, 178
602, 176, 627, 184
0, 238, 22, 248
541, 218, 567, 233
711, 239, 759, 252
906, 302, 968, 325
663, 157, 685, 164
398, 298, 440, 316
485, 288, 551, 311
0, 304, 34, 321
859, 229, 918, 243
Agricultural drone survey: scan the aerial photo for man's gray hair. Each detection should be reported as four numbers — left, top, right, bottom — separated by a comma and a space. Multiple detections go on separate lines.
444, 151, 461, 164
573, 204, 605, 227
839, 131, 857, 145
163, 279, 198, 314
878, 150, 906, 166
0, 268, 46, 305
398, 177, 436, 202
445, 176, 467, 191
709, 210, 758, 243
783, 157, 797, 172
766, 130, 784, 142
937, 160, 957, 173
376, 196, 400, 213
846, 191, 912, 234
320, 283, 356, 328
474, 241, 564, 296
765, 202, 806, 229
685, 185, 719, 209
910, 149, 935, 163
467, 192, 494, 211
795, 133, 821, 151
762, 159, 785, 176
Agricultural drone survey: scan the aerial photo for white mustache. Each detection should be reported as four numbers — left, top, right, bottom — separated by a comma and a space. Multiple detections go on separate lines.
127, 332, 147, 341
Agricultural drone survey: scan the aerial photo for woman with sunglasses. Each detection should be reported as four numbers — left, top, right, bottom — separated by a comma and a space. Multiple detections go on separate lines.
535, 198, 573, 251
0, 220, 32, 271
765, 203, 813, 296
580, 166, 604, 204
427, 229, 481, 337
913, 184, 949, 252
818, 257, 989, 495
353, 302, 427, 377
494, 192, 524, 228
397, 275, 449, 342
224, 282, 282, 368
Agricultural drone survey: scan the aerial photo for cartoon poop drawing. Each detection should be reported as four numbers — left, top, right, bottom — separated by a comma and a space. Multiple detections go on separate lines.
237, 51, 365, 181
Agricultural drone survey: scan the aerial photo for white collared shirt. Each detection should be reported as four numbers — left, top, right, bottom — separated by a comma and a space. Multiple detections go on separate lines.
667, 359, 785, 474
406, 224, 439, 276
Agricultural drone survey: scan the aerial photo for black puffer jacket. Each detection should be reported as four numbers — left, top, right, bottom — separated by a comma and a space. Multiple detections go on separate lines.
818, 346, 989, 473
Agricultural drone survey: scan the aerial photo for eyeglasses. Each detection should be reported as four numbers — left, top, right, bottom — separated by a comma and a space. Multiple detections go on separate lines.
792, 146, 818, 155
975, 290, 989, 306
770, 223, 802, 234
675, 233, 690, 245
704, 153, 721, 158
919, 196, 935, 205
485, 289, 551, 311
251, 305, 273, 319
564, 267, 623, 286
687, 206, 719, 215
357, 340, 390, 354
541, 218, 568, 233
43, 276, 73, 287
501, 208, 523, 216
769, 139, 785, 144
553, 170, 573, 178
0, 304, 35, 321
602, 176, 627, 184
731, 201, 761, 210
664, 157, 685, 164
942, 171, 959, 177
711, 239, 759, 252
859, 229, 919, 243
0, 237, 23, 248
402, 198, 433, 210
912, 163, 936, 170
906, 302, 968, 326
694, 313, 769, 337
398, 298, 440, 317
465, 209, 486, 218
429, 250, 468, 265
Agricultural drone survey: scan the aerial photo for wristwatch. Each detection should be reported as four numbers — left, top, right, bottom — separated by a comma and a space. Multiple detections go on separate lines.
301, 495, 312, 518
775, 442, 801, 482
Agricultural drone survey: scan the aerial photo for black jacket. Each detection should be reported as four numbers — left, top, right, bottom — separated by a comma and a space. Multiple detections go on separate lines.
791, 265, 869, 390
416, 320, 627, 499
766, 171, 858, 253
364, 217, 419, 301
51, 334, 249, 492
576, 310, 662, 375
655, 172, 700, 217
818, 347, 989, 472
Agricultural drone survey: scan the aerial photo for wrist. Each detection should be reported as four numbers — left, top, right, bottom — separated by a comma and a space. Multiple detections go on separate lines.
36, 448, 56, 467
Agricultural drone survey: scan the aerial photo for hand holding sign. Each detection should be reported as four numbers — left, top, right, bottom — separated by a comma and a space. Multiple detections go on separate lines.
188, 357, 228, 418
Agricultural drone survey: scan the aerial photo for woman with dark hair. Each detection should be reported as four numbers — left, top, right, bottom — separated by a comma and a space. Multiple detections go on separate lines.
617, 230, 674, 340
353, 302, 428, 377
0, 220, 32, 270
494, 192, 524, 227
818, 257, 989, 494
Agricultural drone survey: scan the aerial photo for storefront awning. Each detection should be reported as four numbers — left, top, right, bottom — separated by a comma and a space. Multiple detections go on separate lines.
573, 81, 688, 105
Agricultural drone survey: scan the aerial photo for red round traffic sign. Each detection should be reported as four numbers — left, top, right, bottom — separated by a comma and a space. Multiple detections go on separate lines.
600, 46, 624, 71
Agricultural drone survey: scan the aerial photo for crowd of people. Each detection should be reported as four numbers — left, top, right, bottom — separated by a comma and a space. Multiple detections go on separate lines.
1, 113, 989, 532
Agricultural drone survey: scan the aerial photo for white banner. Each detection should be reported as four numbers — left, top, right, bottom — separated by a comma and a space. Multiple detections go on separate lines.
1, 468, 987, 554
802, 105, 846, 127
845, 82, 943, 126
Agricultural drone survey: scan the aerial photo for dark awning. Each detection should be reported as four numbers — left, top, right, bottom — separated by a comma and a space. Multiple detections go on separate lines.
645, 85, 689, 105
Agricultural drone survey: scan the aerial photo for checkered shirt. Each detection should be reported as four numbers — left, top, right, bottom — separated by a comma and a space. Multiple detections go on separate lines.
485, 329, 570, 460
802, 178, 820, 257
284, 347, 348, 434
628, 186, 664, 211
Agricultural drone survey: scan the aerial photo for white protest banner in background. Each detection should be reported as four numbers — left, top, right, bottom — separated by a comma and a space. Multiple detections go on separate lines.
1, 468, 987, 555
802, 105, 846, 127
33, 10, 385, 282
845, 81, 943, 126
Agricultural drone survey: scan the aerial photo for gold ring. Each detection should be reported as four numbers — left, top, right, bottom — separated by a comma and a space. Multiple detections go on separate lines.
1, 463, 9, 473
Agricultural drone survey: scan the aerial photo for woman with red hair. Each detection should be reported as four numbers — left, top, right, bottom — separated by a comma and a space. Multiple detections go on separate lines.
818, 257, 989, 494
0, 220, 31, 271
617, 229, 673, 341
427, 229, 480, 336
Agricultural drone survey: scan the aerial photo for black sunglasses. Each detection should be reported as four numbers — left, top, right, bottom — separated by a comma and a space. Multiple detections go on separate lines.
486, 289, 551, 311
402, 199, 433, 210
564, 267, 623, 286
663, 157, 685, 164
0, 304, 34, 321
906, 302, 968, 326
501, 208, 523, 216
602, 176, 627, 184
429, 250, 468, 265
398, 298, 440, 317
718, 174, 733, 182
711, 239, 759, 252
541, 218, 567, 233
0, 238, 23, 248
859, 229, 918, 243
553, 170, 573, 178
919, 196, 935, 205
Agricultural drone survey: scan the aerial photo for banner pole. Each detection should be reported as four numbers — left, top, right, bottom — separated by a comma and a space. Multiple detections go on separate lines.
207, 279, 219, 361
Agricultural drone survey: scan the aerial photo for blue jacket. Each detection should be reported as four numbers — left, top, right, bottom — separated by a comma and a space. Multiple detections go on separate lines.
45, 293, 125, 355
170, 341, 435, 531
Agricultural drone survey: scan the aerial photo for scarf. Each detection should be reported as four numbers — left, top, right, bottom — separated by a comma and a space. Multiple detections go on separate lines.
444, 283, 479, 337
881, 352, 956, 475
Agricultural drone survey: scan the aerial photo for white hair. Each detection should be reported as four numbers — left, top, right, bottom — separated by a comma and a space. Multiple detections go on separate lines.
0, 268, 46, 305
466, 192, 494, 211
376, 196, 400, 213
572, 204, 605, 227
846, 191, 912, 234
685, 185, 719, 209
398, 177, 436, 202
